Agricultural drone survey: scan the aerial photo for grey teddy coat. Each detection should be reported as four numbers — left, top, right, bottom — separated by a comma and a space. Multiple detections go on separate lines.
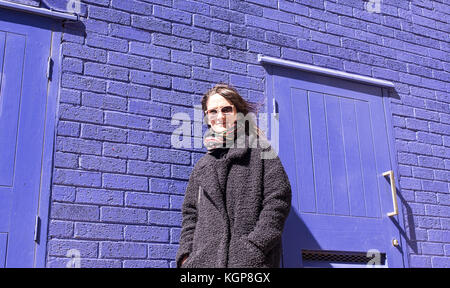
176, 134, 292, 268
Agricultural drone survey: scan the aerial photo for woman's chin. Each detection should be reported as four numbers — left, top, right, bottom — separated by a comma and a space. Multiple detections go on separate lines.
212, 125, 226, 133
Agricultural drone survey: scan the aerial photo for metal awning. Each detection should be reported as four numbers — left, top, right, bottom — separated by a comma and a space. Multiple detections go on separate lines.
0, 0, 78, 21
258, 54, 395, 88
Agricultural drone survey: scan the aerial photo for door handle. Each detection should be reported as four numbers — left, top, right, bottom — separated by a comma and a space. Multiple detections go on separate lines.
383, 170, 398, 217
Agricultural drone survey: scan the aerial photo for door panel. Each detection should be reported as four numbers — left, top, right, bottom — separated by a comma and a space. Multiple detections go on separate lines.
0, 9, 54, 267
273, 66, 405, 267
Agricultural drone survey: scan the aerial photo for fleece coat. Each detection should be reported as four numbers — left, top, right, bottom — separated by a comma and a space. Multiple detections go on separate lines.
175, 133, 292, 268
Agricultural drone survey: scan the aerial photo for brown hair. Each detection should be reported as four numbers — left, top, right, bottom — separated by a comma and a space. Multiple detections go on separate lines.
201, 83, 265, 138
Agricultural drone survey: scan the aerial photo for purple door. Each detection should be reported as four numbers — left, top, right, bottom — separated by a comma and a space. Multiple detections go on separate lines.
270, 66, 407, 267
0, 9, 54, 267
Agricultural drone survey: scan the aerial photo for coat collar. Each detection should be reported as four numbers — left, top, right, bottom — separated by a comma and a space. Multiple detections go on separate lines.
194, 132, 258, 223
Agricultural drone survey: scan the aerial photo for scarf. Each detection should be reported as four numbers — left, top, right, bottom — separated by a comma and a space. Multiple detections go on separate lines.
203, 121, 246, 153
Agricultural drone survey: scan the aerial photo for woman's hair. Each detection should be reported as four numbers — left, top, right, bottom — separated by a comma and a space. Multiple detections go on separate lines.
201, 83, 265, 138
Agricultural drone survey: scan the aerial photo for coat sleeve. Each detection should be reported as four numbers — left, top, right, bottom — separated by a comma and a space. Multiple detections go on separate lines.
175, 172, 199, 268
247, 148, 292, 255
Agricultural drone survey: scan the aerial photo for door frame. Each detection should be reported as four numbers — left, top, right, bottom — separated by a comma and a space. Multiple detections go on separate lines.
34, 25, 62, 268
262, 58, 410, 268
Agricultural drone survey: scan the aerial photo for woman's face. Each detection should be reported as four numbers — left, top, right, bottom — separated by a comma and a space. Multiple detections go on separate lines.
205, 93, 237, 133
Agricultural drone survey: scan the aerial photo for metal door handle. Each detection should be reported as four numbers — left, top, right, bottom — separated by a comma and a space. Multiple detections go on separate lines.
383, 170, 398, 217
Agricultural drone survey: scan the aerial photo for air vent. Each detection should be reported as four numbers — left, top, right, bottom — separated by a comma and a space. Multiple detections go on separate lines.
302, 250, 386, 265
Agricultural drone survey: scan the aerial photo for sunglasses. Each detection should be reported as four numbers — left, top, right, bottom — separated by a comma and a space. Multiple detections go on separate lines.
205, 105, 235, 118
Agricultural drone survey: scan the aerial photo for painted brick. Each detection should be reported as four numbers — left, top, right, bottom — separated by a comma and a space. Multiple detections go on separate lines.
100, 242, 147, 259
148, 210, 182, 226
56, 137, 102, 156
212, 32, 247, 50
48, 220, 74, 238
128, 130, 171, 148
61, 74, 106, 93
54, 169, 102, 188
81, 124, 127, 143
51, 185, 76, 202
192, 41, 229, 58
148, 244, 178, 259
107, 51, 152, 70
48, 239, 98, 258
151, 59, 191, 78
123, 260, 168, 268
89, 5, 130, 25
100, 206, 148, 224
149, 178, 187, 195
84, 62, 129, 81
105, 111, 150, 130
129, 42, 170, 60
103, 173, 149, 192
153, 5, 192, 25
111, 0, 153, 15
172, 24, 210, 42
54, 152, 78, 169
127, 160, 171, 178
51, 203, 99, 221
153, 33, 191, 51
107, 82, 151, 99
76, 188, 124, 206
124, 225, 169, 242
126, 192, 169, 209
173, 0, 210, 15
103, 142, 148, 160
86, 33, 128, 53
75, 223, 124, 241
130, 70, 171, 89
82, 92, 127, 112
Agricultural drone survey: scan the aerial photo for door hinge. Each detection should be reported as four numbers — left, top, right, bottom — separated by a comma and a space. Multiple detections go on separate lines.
273, 98, 279, 119
46, 57, 53, 80
34, 216, 41, 242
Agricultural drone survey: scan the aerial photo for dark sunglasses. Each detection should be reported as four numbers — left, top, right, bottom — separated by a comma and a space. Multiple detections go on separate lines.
205, 105, 235, 117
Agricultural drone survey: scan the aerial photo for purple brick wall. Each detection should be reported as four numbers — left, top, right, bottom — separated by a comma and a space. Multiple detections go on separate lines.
7, 0, 449, 267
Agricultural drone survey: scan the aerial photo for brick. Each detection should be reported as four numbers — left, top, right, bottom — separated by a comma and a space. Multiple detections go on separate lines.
263, 7, 295, 23
100, 206, 147, 224
409, 255, 431, 267
148, 210, 182, 226
108, 51, 151, 70
153, 33, 191, 51
212, 32, 246, 50
48, 239, 98, 258
172, 24, 210, 42
54, 152, 78, 169
148, 244, 178, 259
173, 0, 210, 15
124, 225, 169, 242
48, 220, 74, 238
150, 178, 187, 195
51, 203, 99, 221
81, 124, 127, 143
229, 0, 263, 17
111, 0, 152, 15
82, 92, 127, 112
418, 155, 445, 169
105, 111, 150, 130
62, 57, 83, 73
107, 82, 150, 99
103, 142, 147, 160
130, 70, 171, 89
127, 160, 170, 177
431, 257, 450, 268
153, 5, 192, 25
193, 14, 229, 33
76, 187, 124, 206
100, 242, 147, 259
128, 99, 171, 118
192, 41, 228, 58
56, 137, 102, 156
103, 173, 149, 192
192, 67, 229, 83
123, 260, 168, 268
62, 42, 106, 63
54, 169, 102, 188
61, 74, 106, 93
75, 223, 123, 241
151, 59, 191, 78
125, 192, 169, 209
84, 62, 129, 81
51, 185, 76, 202
89, 5, 130, 25
86, 33, 128, 52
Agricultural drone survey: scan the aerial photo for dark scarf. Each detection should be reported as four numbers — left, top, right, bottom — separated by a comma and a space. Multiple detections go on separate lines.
203, 120, 246, 153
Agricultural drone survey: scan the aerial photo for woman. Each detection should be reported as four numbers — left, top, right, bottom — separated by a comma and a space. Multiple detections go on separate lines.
176, 83, 292, 268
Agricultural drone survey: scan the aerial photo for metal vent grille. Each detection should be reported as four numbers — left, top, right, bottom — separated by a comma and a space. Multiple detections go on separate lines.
302, 250, 386, 264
